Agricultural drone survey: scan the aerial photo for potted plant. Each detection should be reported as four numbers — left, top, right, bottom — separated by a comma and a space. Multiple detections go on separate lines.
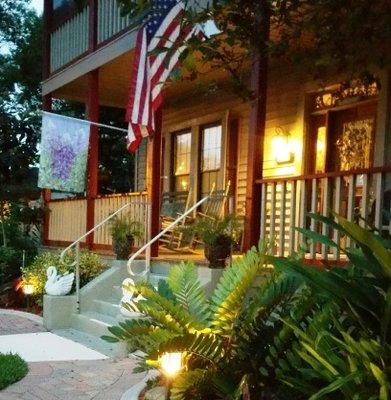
185, 214, 241, 268
109, 216, 143, 260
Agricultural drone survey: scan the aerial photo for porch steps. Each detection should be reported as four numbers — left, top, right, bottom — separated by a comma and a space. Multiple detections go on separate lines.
49, 259, 213, 359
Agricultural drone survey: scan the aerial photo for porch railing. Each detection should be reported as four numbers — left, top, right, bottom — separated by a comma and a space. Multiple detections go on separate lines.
47, 192, 148, 247
59, 197, 151, 313
257, 166, 391, 261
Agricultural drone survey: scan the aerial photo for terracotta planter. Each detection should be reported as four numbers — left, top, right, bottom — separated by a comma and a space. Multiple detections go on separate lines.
112, 235, 135, 260
204, 235, 232, 268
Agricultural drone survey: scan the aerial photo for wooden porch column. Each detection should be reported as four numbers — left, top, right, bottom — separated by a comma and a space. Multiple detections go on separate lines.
42, 95, 52, 245
147, 108, 163, 257
86, 69, 99, 249
242, 1, 270, 251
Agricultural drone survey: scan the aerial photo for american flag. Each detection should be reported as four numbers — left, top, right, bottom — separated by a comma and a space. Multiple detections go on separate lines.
125, 0, 196, 152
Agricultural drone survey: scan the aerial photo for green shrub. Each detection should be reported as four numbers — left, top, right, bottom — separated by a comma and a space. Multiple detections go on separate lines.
22, 250, 107, 304
0, 353, 28, 390
0, 246, 23, 285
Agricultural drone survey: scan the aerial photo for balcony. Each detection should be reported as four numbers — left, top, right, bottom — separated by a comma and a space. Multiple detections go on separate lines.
48, 0, 136, 74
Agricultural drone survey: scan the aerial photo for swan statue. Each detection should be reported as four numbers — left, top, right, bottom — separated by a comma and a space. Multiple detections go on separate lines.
44, 266, 74, 296
120, 278, 144, 317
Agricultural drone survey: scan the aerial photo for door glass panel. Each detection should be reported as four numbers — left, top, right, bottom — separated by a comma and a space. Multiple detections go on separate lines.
315, 126, 326, 173
336, 118, 374, 171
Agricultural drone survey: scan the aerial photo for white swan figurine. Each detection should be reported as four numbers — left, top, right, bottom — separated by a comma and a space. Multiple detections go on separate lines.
44, 266, 74, 296
120, 278, 144, 317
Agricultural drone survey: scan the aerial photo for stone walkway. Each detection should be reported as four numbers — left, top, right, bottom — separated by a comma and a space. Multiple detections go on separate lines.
0, 310, 145, 400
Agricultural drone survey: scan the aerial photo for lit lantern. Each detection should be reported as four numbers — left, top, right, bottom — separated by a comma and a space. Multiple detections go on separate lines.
160, 352, 182, 377
271, 127, 294, 165
23, 284, 34, 295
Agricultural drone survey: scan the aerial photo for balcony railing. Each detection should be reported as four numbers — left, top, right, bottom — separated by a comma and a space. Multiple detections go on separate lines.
257, 166, 391, 261
48, 0, 136, 73
50, 6, 89, 72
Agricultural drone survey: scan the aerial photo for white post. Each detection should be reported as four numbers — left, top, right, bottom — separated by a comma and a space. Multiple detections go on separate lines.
75, 241, 81, 313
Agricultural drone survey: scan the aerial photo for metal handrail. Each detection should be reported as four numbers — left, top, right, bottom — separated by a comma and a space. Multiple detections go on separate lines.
127, 195, 210, 277
60, 200, 151, 312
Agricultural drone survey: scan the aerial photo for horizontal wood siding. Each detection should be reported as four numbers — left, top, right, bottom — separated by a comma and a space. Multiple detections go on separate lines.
48, 199, 87, 242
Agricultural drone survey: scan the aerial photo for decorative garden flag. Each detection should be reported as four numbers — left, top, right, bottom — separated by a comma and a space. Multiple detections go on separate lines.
125, 0, 199, 152
38, 112, 90, 193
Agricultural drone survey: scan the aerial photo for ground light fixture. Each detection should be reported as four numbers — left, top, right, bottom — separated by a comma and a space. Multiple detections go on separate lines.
160, 352, 183, 399
23, 283, 34, 311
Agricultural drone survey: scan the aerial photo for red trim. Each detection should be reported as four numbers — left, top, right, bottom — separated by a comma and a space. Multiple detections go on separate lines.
42, 94, 52, 245
86, 70, 100, 249
149, 108, 163, 257
302, 259, 350, 268
256, 165, 391, 185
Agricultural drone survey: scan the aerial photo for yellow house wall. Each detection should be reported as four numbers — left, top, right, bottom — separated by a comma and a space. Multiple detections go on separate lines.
160, 66, 391, 215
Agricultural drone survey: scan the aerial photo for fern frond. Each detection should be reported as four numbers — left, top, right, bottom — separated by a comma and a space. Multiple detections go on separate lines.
210, 242, 269, 334
168, 262, 210, 325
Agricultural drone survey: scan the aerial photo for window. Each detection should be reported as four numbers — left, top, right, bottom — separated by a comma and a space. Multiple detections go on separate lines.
173, 131, 191, 191
200, 124, 222, 197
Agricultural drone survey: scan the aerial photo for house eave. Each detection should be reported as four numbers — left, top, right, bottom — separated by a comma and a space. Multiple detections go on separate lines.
42, 28, 137, 97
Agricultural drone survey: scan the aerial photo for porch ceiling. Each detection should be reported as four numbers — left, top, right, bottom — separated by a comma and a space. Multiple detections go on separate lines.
51, 51, 231, 109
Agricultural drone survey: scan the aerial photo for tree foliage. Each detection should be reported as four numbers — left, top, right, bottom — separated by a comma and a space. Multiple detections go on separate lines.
114, 0, 391, 98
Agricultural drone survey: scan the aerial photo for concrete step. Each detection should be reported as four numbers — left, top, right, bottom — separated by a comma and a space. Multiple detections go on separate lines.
91, 299, 121, 318
70, 311, 121, 339
53, 328, 127, 358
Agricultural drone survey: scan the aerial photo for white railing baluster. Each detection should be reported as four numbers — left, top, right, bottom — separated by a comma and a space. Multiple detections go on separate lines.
333, 176, 342, 261
374, 172, 384, 231
321, 177, 331, 260
310, 178, 318, 259
269, 183, 277, 240
346, 174, 356, 248
289, 180, 296, 254
278, 182, 286, 257
360, 173, 369, 227
260, 183, 267, 239
298, 180, 307, 247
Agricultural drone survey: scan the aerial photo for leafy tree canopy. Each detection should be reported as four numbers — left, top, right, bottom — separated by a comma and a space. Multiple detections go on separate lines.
0, 1, 42, 201
114, 0, 391, 98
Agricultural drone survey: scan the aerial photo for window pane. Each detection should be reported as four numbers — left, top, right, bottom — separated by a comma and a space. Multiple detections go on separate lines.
174, 132, 191, 176
201, 125, 222, 172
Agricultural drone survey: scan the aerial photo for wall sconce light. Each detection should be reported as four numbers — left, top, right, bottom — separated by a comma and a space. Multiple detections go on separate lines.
271, 127, 295, 165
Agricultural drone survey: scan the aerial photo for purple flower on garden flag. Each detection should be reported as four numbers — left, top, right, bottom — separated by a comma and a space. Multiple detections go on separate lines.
38, 112, 91, 193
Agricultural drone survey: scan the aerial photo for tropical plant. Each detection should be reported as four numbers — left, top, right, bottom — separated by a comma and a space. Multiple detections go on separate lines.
268, 213, 391, 399
183, 214, 241, 268
22, 250, 107, 305
104, 241, 303, 399
109, 215, 143, 259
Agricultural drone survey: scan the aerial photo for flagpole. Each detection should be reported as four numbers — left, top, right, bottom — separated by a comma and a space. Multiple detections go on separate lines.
42, 111, 129, 134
